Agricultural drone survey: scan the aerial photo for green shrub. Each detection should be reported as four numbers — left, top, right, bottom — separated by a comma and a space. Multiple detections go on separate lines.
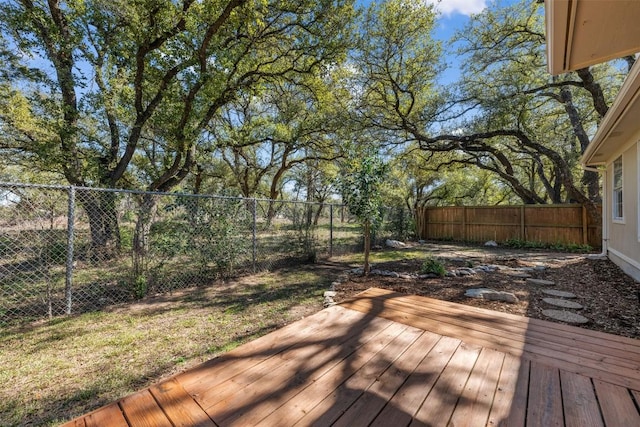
421, 256, 446, 276
503, 238, 545, 249
132, 275, 147, 299
504, 238, 592, 253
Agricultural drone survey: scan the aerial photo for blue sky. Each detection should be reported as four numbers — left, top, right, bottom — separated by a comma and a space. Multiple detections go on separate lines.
356, 0, 518, 85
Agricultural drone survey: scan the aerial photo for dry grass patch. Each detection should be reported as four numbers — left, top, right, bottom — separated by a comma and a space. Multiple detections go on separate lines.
0, 268, 328, 426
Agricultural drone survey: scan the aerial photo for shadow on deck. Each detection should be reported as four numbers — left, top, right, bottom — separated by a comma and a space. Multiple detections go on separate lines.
62, 288, 640, 426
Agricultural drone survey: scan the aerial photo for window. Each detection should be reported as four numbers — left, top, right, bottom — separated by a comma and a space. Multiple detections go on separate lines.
613, 156, 623, 220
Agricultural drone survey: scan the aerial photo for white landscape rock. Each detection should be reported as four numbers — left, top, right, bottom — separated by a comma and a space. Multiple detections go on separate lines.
464, 288, 519, 303
385, 239, 407, 249
484, 240, 498, 247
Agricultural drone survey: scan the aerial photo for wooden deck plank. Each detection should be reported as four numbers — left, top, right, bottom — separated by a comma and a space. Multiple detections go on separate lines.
375, 290, 640, 363
178, 304, 347, 390
84, 404, 129, 427
60, 418, 86, 427
526, 362, 563, 427
344, 295, 640, 389
449, 347, 505, 426
366, 336, 461, 427
487, 355, 530, 427
184, 307, 373, 410
355, 288, 640, 354
60, 288, 640, 427
345, 289, 640, 366
207, 318, 406, 426
119, 389, 173, 427
593, 379, 640, 426
363, 287, 640, 348
260, 324, 426, 426
59, 403, 128, 427
149, 378, 215, 427
322, 332, 460, 427
342, 291, 640, 389
408, 342, 483, 427
560, 371, 603, 427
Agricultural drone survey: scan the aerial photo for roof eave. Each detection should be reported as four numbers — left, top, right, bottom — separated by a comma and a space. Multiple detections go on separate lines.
581, 59, 640, 166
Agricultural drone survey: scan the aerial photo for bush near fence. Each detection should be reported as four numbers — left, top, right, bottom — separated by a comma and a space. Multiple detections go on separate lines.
0, 182, 414, 325
416, 204, 601, 248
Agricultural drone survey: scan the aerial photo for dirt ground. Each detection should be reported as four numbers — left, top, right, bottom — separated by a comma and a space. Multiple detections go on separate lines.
324, 242, 640, 339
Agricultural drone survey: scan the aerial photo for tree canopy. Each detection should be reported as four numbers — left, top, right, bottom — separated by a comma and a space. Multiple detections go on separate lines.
0, 0, 628, 218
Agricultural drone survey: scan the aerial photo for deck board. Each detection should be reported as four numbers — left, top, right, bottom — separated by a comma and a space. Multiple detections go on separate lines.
119, 390, 173, 427
594, 379, 640, 426
328, 331, 444, 427
409, 342, 482, 427
526, 362, 563, 427
486, 355, 529, 427
448, 347, 504, 426
258, 324, 426, 426
149, 379, 215, 427
63, 287, 640, 426
560, 371, 603, 427
341, 289, 640, 390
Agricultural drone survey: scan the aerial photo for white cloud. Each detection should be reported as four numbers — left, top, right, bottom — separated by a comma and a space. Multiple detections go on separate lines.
425, 0, 487, 17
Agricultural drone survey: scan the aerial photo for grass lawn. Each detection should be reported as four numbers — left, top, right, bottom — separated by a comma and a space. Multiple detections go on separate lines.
334, 247, 429, 264
0, 268, 330, 426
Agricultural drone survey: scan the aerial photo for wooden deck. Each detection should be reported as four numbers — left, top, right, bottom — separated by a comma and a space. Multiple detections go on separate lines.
62, 287, 640, 426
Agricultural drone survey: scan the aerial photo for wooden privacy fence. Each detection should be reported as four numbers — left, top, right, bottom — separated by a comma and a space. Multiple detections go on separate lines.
416, 204, 602, 248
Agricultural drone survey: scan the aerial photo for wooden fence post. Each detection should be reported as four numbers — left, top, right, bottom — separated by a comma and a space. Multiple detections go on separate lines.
582, 205, 588, 245
462, 206, 467, 241
520, 206, 525, 240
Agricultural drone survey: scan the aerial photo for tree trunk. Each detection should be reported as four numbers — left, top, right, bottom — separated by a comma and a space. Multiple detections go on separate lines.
582, 170, 601, 203
132, 193, 158, 280
79, 190, 121, 261
313, 203, 324, 226
266, 200, 278, 227
363, 221, 371, 276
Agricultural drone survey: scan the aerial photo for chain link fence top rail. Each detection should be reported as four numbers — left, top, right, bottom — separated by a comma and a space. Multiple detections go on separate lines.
0, 182, 415, 325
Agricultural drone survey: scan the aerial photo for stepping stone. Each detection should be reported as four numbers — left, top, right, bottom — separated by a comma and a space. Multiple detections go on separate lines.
542, 289, 576, 299
543, 298, 583, 309
526, 278, 555, 286
542, 309, 589, 324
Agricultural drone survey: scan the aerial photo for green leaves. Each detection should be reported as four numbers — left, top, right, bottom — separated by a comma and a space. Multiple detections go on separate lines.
1, 0, 356, 192
338, 153, 388, 229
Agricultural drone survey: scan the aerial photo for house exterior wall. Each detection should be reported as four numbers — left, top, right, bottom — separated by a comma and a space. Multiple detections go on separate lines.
605, 133, 640, 282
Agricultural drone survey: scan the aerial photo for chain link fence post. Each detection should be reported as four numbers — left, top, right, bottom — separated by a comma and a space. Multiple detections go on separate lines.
65, 186, 75, 315
252, 198, 257, 273
329, 204, 334, 258
0, 182, 368, 324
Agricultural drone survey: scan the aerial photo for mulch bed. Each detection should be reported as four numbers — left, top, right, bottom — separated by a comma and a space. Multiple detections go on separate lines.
330, 252, 640, 339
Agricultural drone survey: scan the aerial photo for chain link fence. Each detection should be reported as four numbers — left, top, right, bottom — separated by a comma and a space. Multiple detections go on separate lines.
0, 182, 415, 325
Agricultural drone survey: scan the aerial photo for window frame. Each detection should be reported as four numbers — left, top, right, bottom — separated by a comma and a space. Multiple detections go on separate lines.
612, 155, 624, 223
